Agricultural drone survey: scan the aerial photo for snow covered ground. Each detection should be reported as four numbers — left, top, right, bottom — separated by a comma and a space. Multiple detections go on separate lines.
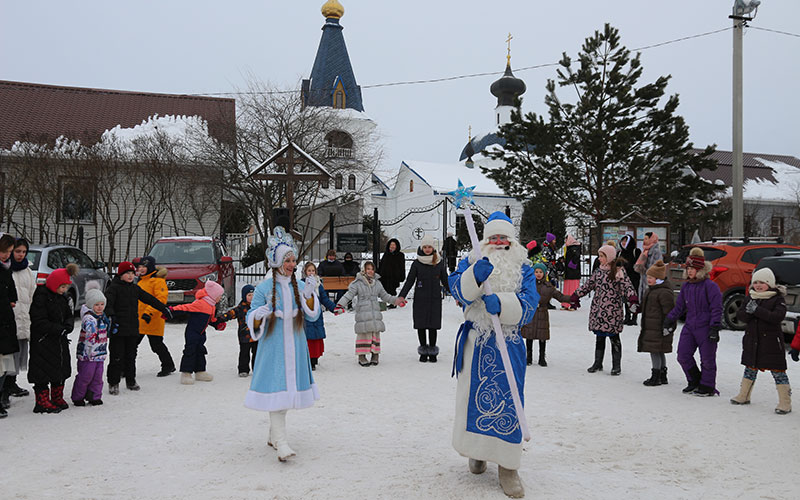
4, 296, 800, 500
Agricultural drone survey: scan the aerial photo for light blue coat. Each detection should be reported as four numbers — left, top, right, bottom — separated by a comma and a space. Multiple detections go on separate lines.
244, 274, 321, 412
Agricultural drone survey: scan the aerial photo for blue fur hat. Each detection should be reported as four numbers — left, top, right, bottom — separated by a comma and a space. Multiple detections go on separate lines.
483, 211, 515, 240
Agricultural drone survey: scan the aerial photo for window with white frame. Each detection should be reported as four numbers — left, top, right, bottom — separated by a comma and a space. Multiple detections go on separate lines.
771, 216, 785, 237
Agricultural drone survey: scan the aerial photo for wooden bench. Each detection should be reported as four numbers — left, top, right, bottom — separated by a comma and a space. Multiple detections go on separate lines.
320, 276, 355, 291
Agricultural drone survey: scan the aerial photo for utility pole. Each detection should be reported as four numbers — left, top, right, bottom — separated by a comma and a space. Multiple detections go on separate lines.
730, 0, 760, 237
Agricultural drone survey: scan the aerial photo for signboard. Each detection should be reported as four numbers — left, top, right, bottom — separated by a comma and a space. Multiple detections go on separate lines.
337, 233, 369, 253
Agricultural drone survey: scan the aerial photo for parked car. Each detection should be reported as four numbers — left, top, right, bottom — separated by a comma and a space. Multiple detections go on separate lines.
668, 239, 800, 330
754, 254, 800, 342
146, 236, 236, 308
27, 244, 111, 312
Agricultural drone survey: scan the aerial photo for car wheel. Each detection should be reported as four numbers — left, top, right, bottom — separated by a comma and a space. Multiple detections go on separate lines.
723, 293, 747, 330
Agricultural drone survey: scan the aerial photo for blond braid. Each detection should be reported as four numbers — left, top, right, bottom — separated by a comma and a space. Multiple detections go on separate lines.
266, 268, 278, 335
290, 273, 305, 330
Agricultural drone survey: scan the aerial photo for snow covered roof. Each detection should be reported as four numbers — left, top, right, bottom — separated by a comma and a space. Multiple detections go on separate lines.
739, 157, 800, 203
459, 132, 505, 161
401, 160, 512, 197
0, 80, 235, 149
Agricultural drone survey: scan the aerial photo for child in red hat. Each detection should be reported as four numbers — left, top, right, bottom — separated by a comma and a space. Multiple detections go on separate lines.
28, 263, 79, 413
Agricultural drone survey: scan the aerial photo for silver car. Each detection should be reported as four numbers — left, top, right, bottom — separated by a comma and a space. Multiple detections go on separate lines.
27, 244, 111, 312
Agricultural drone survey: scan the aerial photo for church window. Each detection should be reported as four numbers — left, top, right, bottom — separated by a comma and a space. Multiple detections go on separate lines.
409, 180, 414, 193
321, 178, 329, 189
325, 130, 353, 158
335, 174, 343, 189
348, 174, 356, 190
334, 89, 345, 109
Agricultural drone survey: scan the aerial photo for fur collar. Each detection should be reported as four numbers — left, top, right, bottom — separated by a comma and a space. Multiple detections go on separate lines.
683, 261, 712, 282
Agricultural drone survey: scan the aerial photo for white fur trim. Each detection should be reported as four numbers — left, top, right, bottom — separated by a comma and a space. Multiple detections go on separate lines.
497, 292, 522, 325
460, 263, 482, 302
484, 219, 515, 239
244, 384, 320, 412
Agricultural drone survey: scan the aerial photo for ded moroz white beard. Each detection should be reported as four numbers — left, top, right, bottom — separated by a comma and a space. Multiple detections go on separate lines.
463, 239, 529, 338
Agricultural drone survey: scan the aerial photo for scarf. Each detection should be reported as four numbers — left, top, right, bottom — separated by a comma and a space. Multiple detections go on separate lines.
361, 272, 375, 284
636, 234, 659, 266
749, 288, 777, 300
0, 258, 9, 270
416, 247, 437, 265
10, 257, 29, 271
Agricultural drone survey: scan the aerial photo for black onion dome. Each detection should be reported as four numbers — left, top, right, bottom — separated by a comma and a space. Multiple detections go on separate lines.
490, 63, 526, 107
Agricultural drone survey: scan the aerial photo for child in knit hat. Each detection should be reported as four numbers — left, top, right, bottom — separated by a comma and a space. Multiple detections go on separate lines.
663, 247, 723, 396
571, 245, 638, 375
169, 280, 227, 385
730, 267, 792, 414
217, 283, 258, 377
521, 262, 571, 367
72, 281, 110, 405
636, 260, 675, 387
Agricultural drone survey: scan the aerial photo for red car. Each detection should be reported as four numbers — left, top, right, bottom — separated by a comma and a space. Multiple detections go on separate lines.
668, 239, 800, 329
146, 236, 236, 308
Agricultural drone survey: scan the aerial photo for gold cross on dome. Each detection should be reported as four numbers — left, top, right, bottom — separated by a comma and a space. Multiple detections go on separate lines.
506, 33, 513, 64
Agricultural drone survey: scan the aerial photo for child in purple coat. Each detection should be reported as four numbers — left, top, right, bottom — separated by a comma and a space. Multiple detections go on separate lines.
72, 282, 109, 406
663, 247, 723, 396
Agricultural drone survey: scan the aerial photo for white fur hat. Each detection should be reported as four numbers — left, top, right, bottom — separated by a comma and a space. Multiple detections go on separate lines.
483, 211, 515, 240
84, 280, 106, 309
751, 267, 776, 288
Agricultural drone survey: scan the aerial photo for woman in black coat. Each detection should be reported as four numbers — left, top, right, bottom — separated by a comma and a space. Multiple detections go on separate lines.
104, 262, 170, 393
618, 235, 641, 325
28, 264, 77, 413
1, 235, 20, 415
399, 236, 449, 362
378, 238, 405, 301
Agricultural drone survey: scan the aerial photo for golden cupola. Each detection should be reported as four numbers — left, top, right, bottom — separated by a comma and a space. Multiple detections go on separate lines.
321, 0, 344, 19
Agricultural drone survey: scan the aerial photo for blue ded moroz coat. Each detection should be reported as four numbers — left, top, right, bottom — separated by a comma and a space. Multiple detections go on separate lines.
245, 273, 321, 411
449, 255, 538, 470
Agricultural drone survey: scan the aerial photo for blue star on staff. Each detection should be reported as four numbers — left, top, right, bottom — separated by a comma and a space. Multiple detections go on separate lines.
446, 179, 476, 209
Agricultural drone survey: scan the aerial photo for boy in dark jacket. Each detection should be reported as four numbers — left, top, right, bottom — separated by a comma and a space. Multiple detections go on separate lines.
217, 284, 257, 377
105, 261, 172, 395
28, 263, 78, 413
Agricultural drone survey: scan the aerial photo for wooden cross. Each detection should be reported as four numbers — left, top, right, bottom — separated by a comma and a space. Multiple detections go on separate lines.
252, 143, 331, 231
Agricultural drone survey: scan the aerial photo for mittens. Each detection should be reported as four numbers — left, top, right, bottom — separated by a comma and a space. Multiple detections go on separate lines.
744, 299, 758, 314
473, 257, 494, 285
141, 313, 152, 324
333, 305, 346, 315
790, 348, 799, 362
708, 326, 721, 343
662, 317, 677, 337
483, 294, 501, 315
628, 295, 640, 314
252, 305, 271, 321
570, 293, 581, 309
213, 321, 227, 331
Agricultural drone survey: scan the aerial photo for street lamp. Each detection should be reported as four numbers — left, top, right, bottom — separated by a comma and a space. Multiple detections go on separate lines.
729, 0, 760, 237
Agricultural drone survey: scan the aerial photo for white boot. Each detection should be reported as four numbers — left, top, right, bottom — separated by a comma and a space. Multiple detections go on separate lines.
180, 372, 194, 385
194, 371, 213, 382
498, 466, 525, 498
267, 425, 276, 449
269, 410, 296, 461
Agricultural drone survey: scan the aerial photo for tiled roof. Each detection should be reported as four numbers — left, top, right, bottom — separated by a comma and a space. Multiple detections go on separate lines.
692, 148, 800, 186
303, 17, 364, 112
0, 80, 235, 149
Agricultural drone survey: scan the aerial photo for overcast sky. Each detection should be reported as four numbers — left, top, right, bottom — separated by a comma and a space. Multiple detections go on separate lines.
2, 0, 799, 176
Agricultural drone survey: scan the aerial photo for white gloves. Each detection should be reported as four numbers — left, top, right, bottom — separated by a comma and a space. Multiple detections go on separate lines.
252, 305, 271, 321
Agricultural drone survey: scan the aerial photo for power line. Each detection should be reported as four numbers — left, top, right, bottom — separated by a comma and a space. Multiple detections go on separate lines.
188, 25, 736, 97
750, 25, 800, 39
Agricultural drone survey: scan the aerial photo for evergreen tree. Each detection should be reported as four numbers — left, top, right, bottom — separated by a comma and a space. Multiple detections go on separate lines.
519, 194, 566, 248
486, 24, 723, 249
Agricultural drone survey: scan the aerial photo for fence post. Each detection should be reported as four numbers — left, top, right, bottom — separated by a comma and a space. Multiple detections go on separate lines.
329, 212, 335, 255
77, 226, 84, 250
442, 199, 448, 264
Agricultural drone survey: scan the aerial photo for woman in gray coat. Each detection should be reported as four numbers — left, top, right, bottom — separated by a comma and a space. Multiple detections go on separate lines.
335, 262, 403, 367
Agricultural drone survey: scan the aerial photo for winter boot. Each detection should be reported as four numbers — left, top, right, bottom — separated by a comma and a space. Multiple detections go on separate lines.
370, 353, 380, 366
180, 372, 194, 385
429, 346, 439, 363
108, 384, 120, 395
358, 354, 371, 367
538, 340, 547, 367
587, 349, 604, 373
50, 384, 69, 410
730, 378, 755, 405
126, 382, 141, 391
0, 389, 9, 409
775, 384, 792, 415
498, 466, 525, 498
609, 336, 622, 376
195, 372, 213, 382
270, 410, 296, 461
72, 398, 87, 407
88, 399, 103, 406
692, 384, 716, 397
33, 387, 61, 414
7, 376, 29, 397
157, 366, 176, 377
526, 339, 533, 366
310, 358, 317, 371
682, 367, 701, 393
468, 458, 486, 474
418, 345, 429, 363
660, 366, 668, 385
0, 405, 6, 418
643, 369, 662, 386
